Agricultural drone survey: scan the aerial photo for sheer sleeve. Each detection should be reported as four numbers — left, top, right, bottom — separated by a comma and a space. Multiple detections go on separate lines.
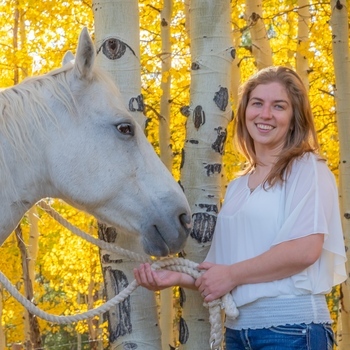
272, 154, 347, 291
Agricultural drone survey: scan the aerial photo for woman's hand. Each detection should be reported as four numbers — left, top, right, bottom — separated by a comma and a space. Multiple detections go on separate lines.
195, 262, 236, 302
133, 263, 196, 291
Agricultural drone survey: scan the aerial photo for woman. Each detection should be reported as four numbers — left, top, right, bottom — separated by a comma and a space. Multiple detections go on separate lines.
134, 66, 347, 349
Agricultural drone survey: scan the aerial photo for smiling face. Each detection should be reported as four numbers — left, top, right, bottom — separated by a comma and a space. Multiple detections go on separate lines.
245, 82, 293, 155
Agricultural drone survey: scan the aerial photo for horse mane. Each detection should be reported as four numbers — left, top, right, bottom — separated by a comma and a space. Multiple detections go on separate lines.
1, 63, 78, 155
0, 60, 119, 199
0, 63, 88, 197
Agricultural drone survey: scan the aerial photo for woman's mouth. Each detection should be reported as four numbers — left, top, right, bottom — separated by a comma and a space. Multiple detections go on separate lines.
256, 123, 274, 131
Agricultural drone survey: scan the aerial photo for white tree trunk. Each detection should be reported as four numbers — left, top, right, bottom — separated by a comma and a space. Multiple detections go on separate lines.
158, 1, 177, 348
159, 0, 174, 171
93, 0, 146, 127
330, 1, 350, 348
93, 1, 160, 348
230, 30, 241, 109
23, 207, 40, 347
245, 0, 273, 69
98, 226, 161, 349
15, 225, 42, 349
296, 0, 310, 89
179, 1, 233, 348
27, 207, 39, 285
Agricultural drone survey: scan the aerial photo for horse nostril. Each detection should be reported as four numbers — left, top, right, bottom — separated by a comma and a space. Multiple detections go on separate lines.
179, 213, 192, 232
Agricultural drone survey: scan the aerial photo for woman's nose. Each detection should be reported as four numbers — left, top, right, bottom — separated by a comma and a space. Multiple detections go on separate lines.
260, 104, 272, 119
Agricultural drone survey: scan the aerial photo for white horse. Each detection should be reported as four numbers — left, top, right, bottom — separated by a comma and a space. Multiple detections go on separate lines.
0, 28, 191, 257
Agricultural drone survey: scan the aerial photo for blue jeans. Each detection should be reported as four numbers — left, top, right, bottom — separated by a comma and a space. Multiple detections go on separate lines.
225, 323, 335, 350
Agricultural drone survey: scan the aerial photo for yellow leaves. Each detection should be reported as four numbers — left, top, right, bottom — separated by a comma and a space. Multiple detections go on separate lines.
0, 0, 345, 345
0, 199, 103, 344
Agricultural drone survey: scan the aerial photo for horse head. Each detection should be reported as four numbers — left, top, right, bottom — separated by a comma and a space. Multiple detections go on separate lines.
0, 28, 191, 257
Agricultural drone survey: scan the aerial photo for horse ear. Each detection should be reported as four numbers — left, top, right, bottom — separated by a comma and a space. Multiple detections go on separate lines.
73, 27, 95, 80
62, 51, 75, 66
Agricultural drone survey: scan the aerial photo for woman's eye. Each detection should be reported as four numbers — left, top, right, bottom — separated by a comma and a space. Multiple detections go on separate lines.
116, 123, 134, 136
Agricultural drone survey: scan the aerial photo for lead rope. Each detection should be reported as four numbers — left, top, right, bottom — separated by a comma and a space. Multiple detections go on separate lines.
0, 200, 239, 349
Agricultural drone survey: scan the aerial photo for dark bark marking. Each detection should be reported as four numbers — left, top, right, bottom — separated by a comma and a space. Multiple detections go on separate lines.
191, 61, 200, 70
190, 212, 216, 243
129, 94, 144, 112
193, 105, 205, 129
230, 47, 236, 59
98, 223, 118, 243
213, 87, 229, 111
179, 317, 189, 344
336, 0, 343, 9
97, 37, 136, 60
122, 343, 138, 350
180, 148, 185, 169
180, 105, 190, 117
105, 268, 132, 342
102, 254, 123, 264
204, 163, 222, 176
251, 12, 261, 23
188, 139, 199, 144
198, 203, 218, 214
161, 18, 168, 26
212, 126, 227, 155
179, 287, 186, 307
102, 39, 125, 59
344, 212, 350, 220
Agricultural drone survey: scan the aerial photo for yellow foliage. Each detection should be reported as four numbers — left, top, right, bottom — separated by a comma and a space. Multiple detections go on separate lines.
0, 0, 346, 347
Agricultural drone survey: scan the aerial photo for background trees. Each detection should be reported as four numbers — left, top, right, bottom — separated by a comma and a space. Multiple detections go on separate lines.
0, 0, 348, 349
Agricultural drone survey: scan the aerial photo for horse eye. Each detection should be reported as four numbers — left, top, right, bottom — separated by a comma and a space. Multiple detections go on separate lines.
116, 123, 134, 136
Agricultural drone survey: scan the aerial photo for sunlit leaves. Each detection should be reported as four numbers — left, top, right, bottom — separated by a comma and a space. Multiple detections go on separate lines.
0, 0, 347, 346
0, 200, 105, 346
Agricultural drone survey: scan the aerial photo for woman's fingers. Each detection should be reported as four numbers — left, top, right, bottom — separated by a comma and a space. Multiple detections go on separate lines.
133, 263, 162, 291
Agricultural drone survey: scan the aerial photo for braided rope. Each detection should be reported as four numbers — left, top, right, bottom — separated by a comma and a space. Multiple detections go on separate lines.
0, 200, 239, 349
37, 200, 151, 264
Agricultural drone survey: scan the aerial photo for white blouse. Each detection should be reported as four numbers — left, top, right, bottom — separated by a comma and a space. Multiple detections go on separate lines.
205, 153, 347, 308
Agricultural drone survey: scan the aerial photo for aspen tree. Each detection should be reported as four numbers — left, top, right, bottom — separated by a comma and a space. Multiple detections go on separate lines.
330, 0, 350, 348
296, 0, 310, 89
245, 0, 272, 69
13, 3, 42, 346
179, 0, 234, 348
93, 1, 161, 348
157, 1, 178, 348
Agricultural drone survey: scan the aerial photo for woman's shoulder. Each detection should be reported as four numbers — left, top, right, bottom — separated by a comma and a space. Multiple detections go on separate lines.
292, 152, 330, 173
289, 152, 336, 187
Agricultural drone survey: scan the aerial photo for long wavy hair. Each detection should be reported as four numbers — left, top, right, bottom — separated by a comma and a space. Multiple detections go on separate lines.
234, 66, 320, 187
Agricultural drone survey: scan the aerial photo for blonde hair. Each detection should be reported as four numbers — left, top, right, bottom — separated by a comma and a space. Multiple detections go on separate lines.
234, 66, 320, 186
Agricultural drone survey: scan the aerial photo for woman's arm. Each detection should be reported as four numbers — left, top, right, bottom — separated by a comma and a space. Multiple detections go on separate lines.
133, 263, 197, 291
196, 233, 324, 302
